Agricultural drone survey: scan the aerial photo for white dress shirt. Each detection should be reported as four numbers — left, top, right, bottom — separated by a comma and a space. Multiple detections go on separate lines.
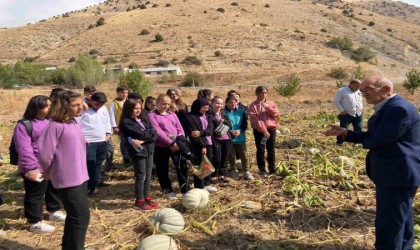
333, 86, 363, 117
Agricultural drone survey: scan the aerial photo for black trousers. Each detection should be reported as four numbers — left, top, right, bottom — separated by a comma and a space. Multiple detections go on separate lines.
253, 128, 276, 174
154, 146, 189, 194
191, 144, 213, 188
22, 177, 61, 223
212, 139, 231, 176
375, 185, 418, 250
57, 182, 90, 250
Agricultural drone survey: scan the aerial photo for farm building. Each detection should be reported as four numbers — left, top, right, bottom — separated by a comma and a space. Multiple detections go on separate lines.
139, 66, 183, 76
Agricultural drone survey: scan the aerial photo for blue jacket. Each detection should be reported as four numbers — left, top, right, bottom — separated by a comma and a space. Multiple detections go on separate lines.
345, 95, 420, 187
225, 107, 247, 144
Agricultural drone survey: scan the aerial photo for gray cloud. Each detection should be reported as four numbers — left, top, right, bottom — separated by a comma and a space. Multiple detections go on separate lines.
0, 0, 105, 28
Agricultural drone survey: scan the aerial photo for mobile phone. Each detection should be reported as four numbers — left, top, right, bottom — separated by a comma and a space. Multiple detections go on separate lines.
261, 137, 268, 145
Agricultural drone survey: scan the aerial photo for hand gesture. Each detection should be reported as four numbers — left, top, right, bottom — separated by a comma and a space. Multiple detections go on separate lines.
324, 125, 347, 137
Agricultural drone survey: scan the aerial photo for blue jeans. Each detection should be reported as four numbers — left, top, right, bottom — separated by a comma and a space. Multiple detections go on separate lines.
86, 141, 107, 191
337, 113, 363, 144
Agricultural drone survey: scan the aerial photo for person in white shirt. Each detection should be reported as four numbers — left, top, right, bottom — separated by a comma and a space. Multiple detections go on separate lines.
333, 79, 363, 145
81, 92, 112, 196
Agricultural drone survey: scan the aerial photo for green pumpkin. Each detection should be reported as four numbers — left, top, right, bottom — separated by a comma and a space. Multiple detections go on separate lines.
150, 208, 185, 234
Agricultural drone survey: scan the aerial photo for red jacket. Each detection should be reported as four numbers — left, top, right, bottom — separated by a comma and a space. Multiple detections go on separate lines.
249, 100, 280, 133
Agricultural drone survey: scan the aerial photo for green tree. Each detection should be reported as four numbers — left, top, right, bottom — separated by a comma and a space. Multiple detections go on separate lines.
275, 73, 301, 99
180, 72, 203, 87
74, 53, 104, 86
403, 69, 420, 95
119, 69, 153, 97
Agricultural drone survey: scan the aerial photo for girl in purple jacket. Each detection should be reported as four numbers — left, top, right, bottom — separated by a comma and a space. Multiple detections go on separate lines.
14, 95, 66, 233
37, 91, 89, 250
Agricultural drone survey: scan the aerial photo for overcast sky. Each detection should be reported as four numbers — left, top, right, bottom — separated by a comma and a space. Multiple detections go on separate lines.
0, 0, 418, 28
0, 0, 106, 28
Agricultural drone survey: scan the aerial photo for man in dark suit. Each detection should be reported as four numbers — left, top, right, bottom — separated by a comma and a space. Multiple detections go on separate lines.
325, 75, 420, 249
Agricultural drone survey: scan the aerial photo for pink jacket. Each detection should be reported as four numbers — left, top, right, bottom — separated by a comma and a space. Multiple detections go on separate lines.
249, 100, 280, 133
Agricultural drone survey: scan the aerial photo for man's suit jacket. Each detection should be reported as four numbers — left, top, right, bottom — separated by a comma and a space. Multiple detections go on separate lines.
345, 95, 420, 187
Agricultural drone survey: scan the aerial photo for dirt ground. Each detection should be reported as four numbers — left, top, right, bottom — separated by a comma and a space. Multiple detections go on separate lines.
1, 83, 420, 250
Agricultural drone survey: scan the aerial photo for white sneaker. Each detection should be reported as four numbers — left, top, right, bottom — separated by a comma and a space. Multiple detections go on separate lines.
204, 186, 218, 193
49, 210, 66, 222
244, 171, 255, 181
29, 222, 55, 233
164, 192, 177, 200
231, 169, 240, 180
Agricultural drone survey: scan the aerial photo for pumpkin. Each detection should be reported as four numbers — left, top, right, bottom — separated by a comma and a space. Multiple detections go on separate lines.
332, 156, 355, 167
278, 127, 291, 135
137, 234, 178, 250
306, 148, 320, 155
150, 208, 185, 234
182, 188, 209, 209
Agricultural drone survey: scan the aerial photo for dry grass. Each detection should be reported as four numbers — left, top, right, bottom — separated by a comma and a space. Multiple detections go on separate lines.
1, 82, 420, 249
0, 0, 419, 81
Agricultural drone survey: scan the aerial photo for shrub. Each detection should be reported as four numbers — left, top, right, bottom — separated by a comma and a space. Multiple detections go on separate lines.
96, 17, 105, 26
152, 4, 158, 7
87, 24, 95, 29
180, 72, 203, 87
320, 28, 327, 32
353, 64, 365, 80
403, 69, 420, 95
264, 4, 270, 8
68, 57, 77, 63
326, 37, 353, 51
275, 73, 301, 99
387, 28, 392, 32
155, 60, 170, 67
103, 57, 118, 64
166, 3, 171, 7
119, 69, 153, 97
139, 4, 146, 9
368, 21, 375, 26
350, 46, 376, 62
336, 80, 346, 89
139, 29, 150, 35
89, 49, 99, 55
182, 56, 202, 66
126, 7, 132, 11
128, 62, 138, 69
23, 56, 39, 63
155, 33, 164, 42
217, 8, 225, 13
231, 2, 238, 6
328, 67, 348, 79
214, 50, 222, 57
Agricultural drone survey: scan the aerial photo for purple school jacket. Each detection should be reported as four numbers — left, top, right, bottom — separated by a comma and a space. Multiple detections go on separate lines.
36, 120, 88, 189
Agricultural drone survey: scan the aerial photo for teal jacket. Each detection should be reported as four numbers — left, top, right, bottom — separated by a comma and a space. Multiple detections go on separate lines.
225, 107, 248, 144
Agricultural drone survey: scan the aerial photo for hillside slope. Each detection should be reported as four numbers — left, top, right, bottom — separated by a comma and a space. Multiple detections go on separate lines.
0, 0, 418, 82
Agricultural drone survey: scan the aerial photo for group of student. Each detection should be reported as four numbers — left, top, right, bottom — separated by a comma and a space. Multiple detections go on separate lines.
2, 84, 280, 250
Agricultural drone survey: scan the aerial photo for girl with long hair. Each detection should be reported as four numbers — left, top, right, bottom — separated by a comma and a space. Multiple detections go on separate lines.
119, 99, 158, 210
14, 95, 66, 233
37, 90, 90, 250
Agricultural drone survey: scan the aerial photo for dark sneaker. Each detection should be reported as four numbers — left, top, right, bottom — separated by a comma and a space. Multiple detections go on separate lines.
97, 182, 111, 188
218, 176, 230, 183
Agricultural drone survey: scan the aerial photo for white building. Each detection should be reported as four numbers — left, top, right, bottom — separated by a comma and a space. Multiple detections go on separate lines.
139, 66, 183, 76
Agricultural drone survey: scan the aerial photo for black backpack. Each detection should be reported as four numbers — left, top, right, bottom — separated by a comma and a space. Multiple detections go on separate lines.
9, 119, 33, 165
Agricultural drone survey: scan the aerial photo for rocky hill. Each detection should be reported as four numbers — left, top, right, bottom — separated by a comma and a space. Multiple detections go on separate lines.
0, 0, 418, 82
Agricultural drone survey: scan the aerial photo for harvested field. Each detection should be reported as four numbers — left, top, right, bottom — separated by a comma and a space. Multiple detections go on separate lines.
1, 82, 420, 249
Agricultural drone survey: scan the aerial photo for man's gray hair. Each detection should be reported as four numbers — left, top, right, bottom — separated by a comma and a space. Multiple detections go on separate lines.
376, 77, 394, 92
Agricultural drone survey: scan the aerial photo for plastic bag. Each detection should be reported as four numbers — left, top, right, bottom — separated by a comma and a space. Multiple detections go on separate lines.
190, 155, 215, 179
